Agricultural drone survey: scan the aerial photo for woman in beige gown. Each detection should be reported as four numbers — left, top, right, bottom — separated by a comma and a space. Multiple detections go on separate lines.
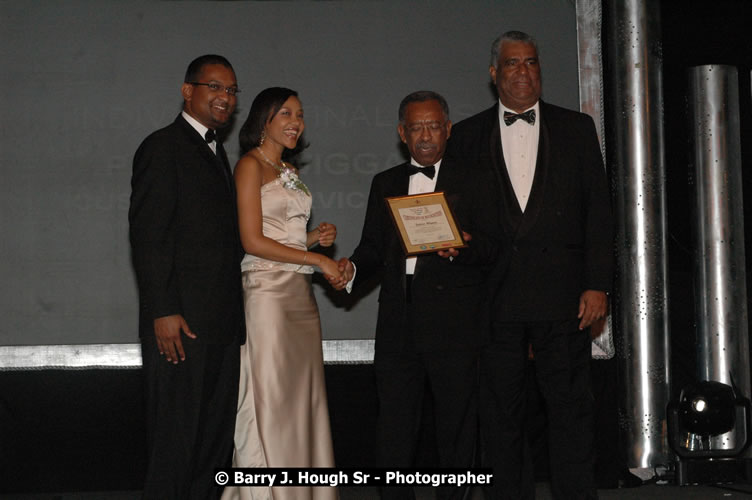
221, 87, 343, 500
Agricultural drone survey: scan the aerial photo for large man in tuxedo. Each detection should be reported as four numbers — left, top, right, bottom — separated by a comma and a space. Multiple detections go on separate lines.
336, 91, 500, 500
129, 54, 245, 499
447, 32, 613, 499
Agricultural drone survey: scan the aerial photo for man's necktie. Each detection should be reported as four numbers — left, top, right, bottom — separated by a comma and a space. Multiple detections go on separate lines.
406, 164, 436, 179
205, 129, 216, 143
503, 109, 536, 126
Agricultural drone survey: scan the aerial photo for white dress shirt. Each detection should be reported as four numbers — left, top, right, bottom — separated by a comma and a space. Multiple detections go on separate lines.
405, 158, 441, 275
182, 111, 216, 154
497, 101, 540, 212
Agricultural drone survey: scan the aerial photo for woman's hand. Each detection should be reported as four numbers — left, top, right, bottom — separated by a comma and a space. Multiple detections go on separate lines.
317, 222, 337, 247
318, 256, 346, 287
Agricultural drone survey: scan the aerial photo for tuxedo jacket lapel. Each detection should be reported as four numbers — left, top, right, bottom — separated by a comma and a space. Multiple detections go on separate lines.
434, 158, 456, 192
413, 158, 460, 276
397, 162, 412, 195
489, 106, 524, 241
215, 141, 235, 192
489, 108, 508, 194
177, 115, 233, 192
204, 141, 232, 191
434, 158, 466, 222
386, 163, 411, 291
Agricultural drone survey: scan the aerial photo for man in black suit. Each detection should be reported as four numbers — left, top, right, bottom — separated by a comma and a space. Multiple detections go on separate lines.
129, 54, 244, 499
447, 31, 613, 499
335, 91, 500, 500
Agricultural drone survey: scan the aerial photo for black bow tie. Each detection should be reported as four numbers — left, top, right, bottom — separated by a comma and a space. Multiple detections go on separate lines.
406, 164, 435, 179
503, 109, 536, 126
204, 129, 216, 143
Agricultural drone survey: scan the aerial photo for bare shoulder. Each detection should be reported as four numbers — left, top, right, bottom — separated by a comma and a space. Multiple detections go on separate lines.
235, 152, 264, 174
234, 153, 266, 188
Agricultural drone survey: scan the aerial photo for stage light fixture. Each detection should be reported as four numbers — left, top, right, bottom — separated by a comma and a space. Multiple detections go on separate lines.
667, 380, 751, 485
674, 381, 737, 441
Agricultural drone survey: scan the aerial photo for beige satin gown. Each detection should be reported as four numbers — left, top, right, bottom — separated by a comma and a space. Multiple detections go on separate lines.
222, 178, 337, 500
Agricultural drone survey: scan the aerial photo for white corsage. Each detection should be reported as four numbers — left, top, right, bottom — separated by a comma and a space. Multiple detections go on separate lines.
278, 166, 311, 196
257, 147, 311, 196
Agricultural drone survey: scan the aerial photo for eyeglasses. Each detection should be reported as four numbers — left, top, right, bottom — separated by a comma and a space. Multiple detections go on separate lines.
405, 122, 446, 134
188, 82, 241, 96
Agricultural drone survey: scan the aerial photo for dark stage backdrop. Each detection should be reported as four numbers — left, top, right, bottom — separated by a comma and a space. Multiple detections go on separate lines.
0, 0, 580, 346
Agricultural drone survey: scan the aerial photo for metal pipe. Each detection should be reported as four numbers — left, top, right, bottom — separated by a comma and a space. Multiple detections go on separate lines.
605, 0, 672, 470
688, 65, 750, 451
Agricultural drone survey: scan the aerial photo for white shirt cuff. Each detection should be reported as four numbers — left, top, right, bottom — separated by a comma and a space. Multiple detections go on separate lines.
345, 262, 357, 294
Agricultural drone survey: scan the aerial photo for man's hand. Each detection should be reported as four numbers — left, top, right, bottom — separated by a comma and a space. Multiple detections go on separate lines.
578, 290, 608, 330
153, 314, 196, 364
438, 231, 472, 259
339, 258, 354, 281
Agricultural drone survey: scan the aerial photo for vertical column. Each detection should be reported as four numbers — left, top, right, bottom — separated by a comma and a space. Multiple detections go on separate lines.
576, 0, 614, 358
605, 0, 672, 470
688, 65, 750, 451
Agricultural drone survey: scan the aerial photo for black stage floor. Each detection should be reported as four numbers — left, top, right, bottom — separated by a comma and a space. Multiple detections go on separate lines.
3, 483, 752, 499
3, 364, 751, 499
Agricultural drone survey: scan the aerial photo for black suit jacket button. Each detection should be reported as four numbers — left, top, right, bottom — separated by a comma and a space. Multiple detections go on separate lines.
436, 285, 445, 291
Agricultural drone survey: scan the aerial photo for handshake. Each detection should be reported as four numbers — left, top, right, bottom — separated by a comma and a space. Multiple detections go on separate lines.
316, 222, 470, 292
324, 258, 354, 291
319, 231, 471, 292
312, 222, 352, 291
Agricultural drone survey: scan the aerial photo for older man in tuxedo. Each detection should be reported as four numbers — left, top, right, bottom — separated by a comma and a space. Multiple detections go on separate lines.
336, 91, 500, 500
129, 54, 244, 499
448, 31, 613, 499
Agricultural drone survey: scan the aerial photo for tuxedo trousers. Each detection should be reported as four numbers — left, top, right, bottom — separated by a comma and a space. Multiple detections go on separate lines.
374, 303, 478, 500
141, 335, 240, 500
480, 321, 597, 500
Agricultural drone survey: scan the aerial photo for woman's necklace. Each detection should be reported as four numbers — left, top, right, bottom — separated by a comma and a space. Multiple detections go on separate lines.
256, 147, 310, 196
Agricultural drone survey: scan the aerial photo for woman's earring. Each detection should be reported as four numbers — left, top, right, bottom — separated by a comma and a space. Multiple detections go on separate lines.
260, 130, 266, 146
